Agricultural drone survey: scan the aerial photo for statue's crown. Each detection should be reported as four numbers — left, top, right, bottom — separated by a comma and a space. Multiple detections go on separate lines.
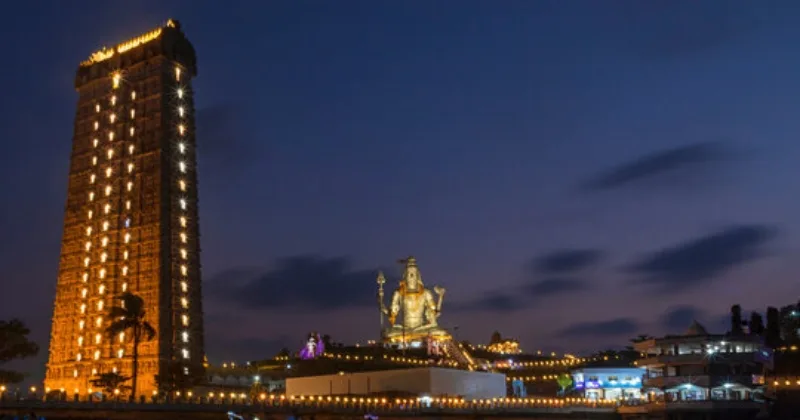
399, 256, 417, 267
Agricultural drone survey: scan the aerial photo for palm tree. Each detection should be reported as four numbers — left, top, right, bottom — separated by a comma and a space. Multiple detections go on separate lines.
106, 292, 156, 401
90, 372, 131, 396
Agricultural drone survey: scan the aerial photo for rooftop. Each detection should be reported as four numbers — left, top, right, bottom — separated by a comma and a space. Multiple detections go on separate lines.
79, 19, 180, 67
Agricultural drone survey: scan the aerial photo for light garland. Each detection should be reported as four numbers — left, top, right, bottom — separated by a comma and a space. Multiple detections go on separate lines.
174, 392, 617, 409
74, 69, 134, 385
76, 94, 105, 379
771, 378, 800, 387
117, 80, 136, 369
506, 375, 559, 382
174, 65, 192, 369
48, 386, 617, 409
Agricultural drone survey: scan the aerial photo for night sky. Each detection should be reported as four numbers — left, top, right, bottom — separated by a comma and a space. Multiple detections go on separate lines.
2, 1, 800, 379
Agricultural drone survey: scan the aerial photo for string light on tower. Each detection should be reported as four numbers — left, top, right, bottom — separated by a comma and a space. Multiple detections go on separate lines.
121, 86, 135, 298
174, 66, 192, 368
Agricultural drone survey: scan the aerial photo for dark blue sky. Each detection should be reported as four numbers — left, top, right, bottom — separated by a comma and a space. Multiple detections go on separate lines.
2, 1, 800, 374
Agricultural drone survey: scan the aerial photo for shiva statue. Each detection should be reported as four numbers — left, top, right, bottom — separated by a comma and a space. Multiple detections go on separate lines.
377, 257, 451, 344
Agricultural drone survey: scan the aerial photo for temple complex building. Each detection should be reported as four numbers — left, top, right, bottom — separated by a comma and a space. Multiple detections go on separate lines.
44, 19, 204, 397
634, 321, 770, 402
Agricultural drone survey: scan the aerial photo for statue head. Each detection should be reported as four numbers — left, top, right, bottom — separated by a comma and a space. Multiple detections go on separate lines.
401, 257, 424, 290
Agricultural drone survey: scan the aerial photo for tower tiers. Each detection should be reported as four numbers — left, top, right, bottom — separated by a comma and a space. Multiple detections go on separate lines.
45, 19, 204, 397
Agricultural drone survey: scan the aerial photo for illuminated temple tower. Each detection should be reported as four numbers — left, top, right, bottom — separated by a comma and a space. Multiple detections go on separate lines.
44, 20, 204, 396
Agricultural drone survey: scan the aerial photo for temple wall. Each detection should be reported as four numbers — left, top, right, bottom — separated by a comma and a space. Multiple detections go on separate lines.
286, 367, 506, 400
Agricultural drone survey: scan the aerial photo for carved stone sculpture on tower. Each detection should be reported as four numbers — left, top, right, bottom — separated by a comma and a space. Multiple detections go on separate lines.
377, 257, 451, 344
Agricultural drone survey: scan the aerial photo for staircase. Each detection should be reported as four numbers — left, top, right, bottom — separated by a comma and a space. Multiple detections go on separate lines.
441, 339, 476, 369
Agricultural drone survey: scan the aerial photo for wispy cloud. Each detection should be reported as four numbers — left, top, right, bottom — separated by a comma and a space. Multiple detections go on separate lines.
582, 142, 732, 191
524, 277, 591, 297
206, 255, 379, 310
451, 293, 527, 313
627, 225, 776, 292
531, 249, 603, 273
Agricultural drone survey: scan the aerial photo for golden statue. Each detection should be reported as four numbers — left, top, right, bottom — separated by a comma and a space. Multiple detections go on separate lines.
377, 257, 451, 344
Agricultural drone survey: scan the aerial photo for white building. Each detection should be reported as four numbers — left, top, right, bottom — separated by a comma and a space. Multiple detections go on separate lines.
286, 367, 506, 400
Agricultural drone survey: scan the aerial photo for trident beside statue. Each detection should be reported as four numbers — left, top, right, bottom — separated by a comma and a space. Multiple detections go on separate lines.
377, 271, 386, 328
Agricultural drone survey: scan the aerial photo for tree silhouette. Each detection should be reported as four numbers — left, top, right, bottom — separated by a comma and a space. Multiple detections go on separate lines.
489, 331, 502, 344
0, 319, 39, 383
105, 292, 156, 401
749, 312, 765, 336
731, 305, 744, 335
765, 307, 783, 349
630, 334, 653, 344
90, 372, 130, 395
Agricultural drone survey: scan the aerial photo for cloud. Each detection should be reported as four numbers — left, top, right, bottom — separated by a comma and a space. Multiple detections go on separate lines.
557, 318, 640, 338
531, 249, 603, 273
451, 293, 527, 313
627, 225, 776, 292
583, 142, 731, 191
207, 255, 380, 310
524, 277, 591, 297
452, 278, 591, 312
661, 305, 705, 332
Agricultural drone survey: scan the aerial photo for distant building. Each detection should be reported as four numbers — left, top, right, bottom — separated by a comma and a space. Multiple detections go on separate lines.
633, 321, 771, 402
202, 364, 284, 395
486, 339, 522, 355
571, 367, 645, 401
485, 331, 523, 355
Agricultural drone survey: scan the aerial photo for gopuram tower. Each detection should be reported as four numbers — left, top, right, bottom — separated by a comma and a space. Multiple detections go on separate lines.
44, 20, 205, 397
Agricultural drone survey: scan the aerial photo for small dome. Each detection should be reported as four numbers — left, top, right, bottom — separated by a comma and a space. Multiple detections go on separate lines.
685, 320, 708, 336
